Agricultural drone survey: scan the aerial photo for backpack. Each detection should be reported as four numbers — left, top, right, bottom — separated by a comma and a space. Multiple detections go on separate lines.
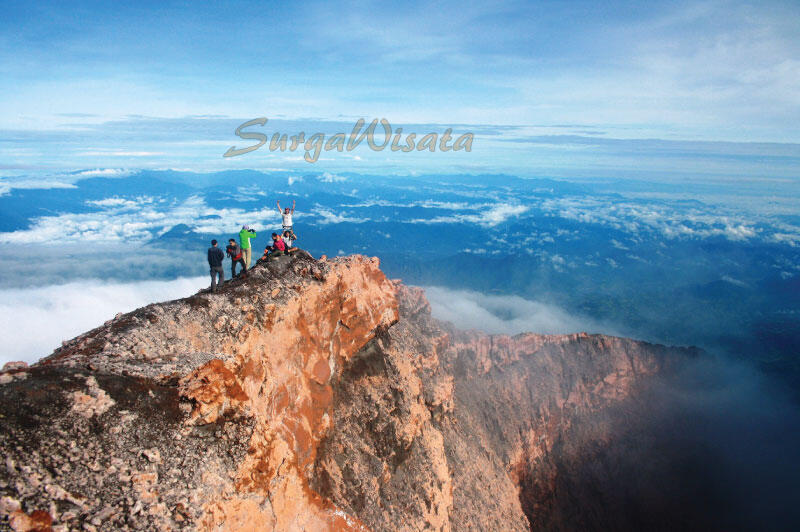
228, 245, 242, 261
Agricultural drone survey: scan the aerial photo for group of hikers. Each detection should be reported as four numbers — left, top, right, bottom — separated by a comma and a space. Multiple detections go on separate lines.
206, 200, 298, 292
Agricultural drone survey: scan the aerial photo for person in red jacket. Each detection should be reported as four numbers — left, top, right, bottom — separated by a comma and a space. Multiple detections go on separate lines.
260, 232, 286, 261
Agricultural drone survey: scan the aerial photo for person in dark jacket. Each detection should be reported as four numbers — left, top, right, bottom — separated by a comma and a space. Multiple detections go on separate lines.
208, 239, 225, 292
226, 238, 246, 278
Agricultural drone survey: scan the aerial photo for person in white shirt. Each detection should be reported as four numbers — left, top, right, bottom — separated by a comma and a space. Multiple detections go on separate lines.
277, 199, 295, 232
282, 229, 298, 253
282, 230, 293, 248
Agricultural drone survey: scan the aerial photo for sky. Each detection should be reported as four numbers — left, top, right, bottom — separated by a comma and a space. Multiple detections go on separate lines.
1, 0, 800, 176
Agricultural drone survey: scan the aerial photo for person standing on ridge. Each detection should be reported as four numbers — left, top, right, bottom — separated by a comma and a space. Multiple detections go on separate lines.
226, 238, 246, 278
207, 239, 225, 292
277, 199, 295, 233
239, 225, 257, 270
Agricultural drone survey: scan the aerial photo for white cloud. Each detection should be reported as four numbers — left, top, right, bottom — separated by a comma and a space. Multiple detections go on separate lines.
409, 202, 528, 227
720, 223, 757, 241
423, 285, 614, 336
721, 275, 748, 288
541, 197, 763, 242
73, 168, 132, 178
222, 186, 268, 202
482, 204, 529, 226
342, 199, 474, 210
79, 151, 165, 157
341, 199, 406, 208
418, 200, 472, 210
312, 207, 367, 225
318, 172, 346, 183
0, 195, 283, 244
87, 196, 155, 208
770, 233, 799, 247
0, 276, 206, 365
0, 168, 135, 196
0, 178, 78, 196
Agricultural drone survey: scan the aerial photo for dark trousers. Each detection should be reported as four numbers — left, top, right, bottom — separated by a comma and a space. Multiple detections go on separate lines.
210, 266, 224, 291
231, 258, 246, 277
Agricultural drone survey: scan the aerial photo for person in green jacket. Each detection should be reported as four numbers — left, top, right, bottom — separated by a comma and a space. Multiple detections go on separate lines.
239, 225, 257, 270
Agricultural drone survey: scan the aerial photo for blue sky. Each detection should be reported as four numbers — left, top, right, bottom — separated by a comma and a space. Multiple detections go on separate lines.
1, 0, 799, 175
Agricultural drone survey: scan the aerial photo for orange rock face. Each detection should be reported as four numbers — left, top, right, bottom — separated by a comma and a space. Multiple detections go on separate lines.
0, 254, 696, 531
180, 256, 397, 531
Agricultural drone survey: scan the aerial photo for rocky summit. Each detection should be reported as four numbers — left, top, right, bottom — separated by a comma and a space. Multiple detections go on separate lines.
0, 253, 696, 531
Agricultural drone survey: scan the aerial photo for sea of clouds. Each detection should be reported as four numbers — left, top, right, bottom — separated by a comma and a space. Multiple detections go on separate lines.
0, 276, 206, 366
423, 285, 616, 336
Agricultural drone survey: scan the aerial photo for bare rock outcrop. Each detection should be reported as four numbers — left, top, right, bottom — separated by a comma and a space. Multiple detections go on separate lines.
0, 254, 696, 531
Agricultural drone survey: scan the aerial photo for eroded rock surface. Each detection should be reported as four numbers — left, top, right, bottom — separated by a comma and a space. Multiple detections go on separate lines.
0, 254, 696, 531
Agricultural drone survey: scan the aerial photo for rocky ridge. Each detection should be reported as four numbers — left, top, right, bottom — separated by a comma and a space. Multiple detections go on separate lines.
0, 253, 696, 531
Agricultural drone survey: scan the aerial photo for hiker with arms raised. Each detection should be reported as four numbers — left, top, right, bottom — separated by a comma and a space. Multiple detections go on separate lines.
277, 199, 295, 233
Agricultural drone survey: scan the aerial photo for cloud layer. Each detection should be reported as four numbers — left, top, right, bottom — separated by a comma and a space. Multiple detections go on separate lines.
423, 285, 614, 335
0, 276, 206, 366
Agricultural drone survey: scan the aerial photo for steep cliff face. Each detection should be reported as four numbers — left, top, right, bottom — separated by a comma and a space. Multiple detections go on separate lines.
0, 254, 695, 531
